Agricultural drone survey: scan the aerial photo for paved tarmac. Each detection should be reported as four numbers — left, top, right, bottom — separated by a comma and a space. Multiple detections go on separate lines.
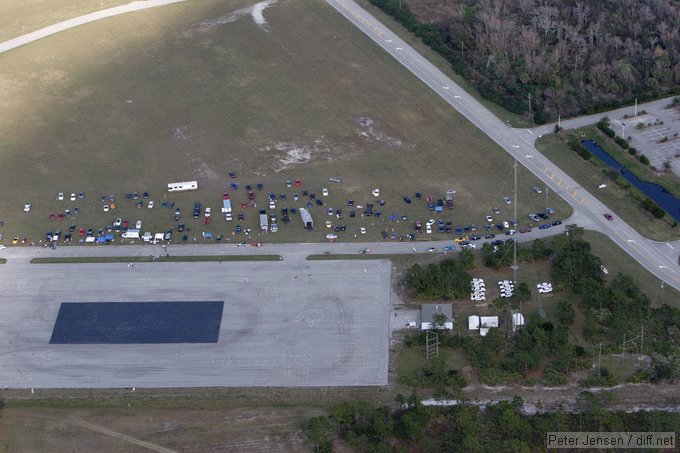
0, 259, 391, 388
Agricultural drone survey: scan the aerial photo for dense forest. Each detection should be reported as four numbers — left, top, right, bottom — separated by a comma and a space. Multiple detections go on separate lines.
370, 0, 680, 122
404, 226, 680, 386
307, 395, 680, 452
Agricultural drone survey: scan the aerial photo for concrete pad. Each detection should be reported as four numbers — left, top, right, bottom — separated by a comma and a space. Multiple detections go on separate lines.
0, 259, 391, 388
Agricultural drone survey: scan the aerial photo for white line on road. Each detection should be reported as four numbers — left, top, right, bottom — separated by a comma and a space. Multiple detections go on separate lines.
667, 243, 674, 249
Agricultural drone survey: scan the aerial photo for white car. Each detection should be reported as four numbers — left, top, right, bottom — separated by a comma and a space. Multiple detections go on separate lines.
103, 204, 110, 212
503, 221, 510, 229
57, 192, 64, 201
326, 233, 338, 240
205, 207, 212, 217
0, 245, 6, 250
371, 188, 380, 197
426, 219, 436, 226
225, 213, 233, 222
70, 193, 76, 201
427, 247, 437, 252
135, 220, 142, 229
322, 188, 329, 196
503, 196, 511, 205
360, 227, 366, 234
148, 201, 154, 209
533, 186, 542, 194
426, 224, 432, 234
269, 201, 276, 210
446, 189, 456, 195
23, 202, 31, 213
485, 215, 493, 223
114, 218, 122, 227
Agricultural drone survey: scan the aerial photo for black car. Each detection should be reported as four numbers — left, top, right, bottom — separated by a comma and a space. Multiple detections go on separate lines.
403, 196, 412, 204
415, 192, 421, 199
257, 183, 263, 191
552, 220, 562, 226
316, 199, 323, 206
143, 191, 149, 199
484, 233, 496, 239
437, 199, 444, 207
125, 193, 132, 200
382, 230, 389, 239
491, 239, 503, 246
229, 172, 236, 178
350, 210, 356, 218
496, 223, 504, 231
178, 223, 185, 232
246, 184, 252, 190
193, 202, 201, 219
174, 208, 181, 221
290, 207, 297, 215
347, 199, 354, 206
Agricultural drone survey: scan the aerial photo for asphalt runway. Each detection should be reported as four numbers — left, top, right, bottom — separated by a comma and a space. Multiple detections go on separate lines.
0, 259, 391, 388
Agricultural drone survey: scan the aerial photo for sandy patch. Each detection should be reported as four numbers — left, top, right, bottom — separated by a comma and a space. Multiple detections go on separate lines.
357, 116, 404, 148
195, 0, 278, 34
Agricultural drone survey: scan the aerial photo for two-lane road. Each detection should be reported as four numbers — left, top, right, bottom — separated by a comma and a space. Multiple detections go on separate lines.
327, 0, 680, 291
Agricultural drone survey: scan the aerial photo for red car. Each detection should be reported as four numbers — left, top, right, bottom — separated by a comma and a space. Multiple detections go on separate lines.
241, 202, 247, 209
78, 227, 85, 236
122, 220, 129, 228
251, 241, 263, 247
295, 179, 301, 187
223, 192, 230, 200
603, 213, 614, 221
248, 190, 255, 200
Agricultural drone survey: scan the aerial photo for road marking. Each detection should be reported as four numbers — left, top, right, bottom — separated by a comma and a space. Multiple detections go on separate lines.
525, 154, 533, 158
660, 265, 669, 269
395, 47, 403, 51
667, 243, 674, 249
526, 130, 533, 134
627, 239, 636, 243
385, 39, 392, 42
442, 86, 449, 90
512, 145, 520, 148
453, 95, 461, 99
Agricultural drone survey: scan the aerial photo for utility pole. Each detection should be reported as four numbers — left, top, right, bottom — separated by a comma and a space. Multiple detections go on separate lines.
597, 343, 602, 373
558, 114, 561, 129
512, 159, 519, 285
634, 98, 638, 117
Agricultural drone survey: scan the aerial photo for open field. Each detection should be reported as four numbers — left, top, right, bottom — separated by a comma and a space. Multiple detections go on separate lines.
0, 0, 131, 42
0, 0, 569, 248
537, 130, 680, 241
0, 386, 391, 453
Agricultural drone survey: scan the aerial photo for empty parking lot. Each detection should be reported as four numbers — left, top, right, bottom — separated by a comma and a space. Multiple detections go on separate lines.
0, 259, 391, 388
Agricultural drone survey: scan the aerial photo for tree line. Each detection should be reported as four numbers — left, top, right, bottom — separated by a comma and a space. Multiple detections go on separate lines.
306, 394, 680, 452
369, 0, 680, 123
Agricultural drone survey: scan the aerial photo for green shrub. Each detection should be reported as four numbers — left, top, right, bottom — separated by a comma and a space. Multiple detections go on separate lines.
628, 147, 637, 155
639, 154, 650, 165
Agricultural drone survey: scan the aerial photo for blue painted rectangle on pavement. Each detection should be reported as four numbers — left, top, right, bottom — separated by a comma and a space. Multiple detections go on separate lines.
50, 301, 224, 344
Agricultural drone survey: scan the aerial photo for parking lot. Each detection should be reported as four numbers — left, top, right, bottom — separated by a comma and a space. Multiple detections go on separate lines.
610, 101, 680, 173
0, 259, 391, 388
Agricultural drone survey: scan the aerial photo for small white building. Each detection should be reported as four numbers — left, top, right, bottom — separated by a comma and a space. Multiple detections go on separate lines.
468, 315, 480, 331
512, 313, 525, 332
479, 316, 499, 337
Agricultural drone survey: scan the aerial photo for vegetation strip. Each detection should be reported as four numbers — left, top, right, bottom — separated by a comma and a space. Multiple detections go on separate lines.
30, 255, 281, 264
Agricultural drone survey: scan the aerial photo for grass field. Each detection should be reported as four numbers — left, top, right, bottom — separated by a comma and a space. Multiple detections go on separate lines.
0, 0, 569, 248
537, 129, 680, 241
0, 387, 390, 452
0, 0, 130, 42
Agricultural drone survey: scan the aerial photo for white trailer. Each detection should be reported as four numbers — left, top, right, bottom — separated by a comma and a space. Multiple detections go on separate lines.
221, 198, 232, 214
121, 229, 140, 239
260, 213, 268, 232
167, 181, 198, 193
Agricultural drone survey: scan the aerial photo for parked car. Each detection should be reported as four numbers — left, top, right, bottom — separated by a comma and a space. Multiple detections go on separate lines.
533, 186, 542, 194
503, 196, 511, 205
23, 202, 31, 213
604, 213, 614, 221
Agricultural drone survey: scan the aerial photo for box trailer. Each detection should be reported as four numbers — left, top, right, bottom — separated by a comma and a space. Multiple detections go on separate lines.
221, 198, 232, 214
260, 213, 268, 232
300, 208, 314, 230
